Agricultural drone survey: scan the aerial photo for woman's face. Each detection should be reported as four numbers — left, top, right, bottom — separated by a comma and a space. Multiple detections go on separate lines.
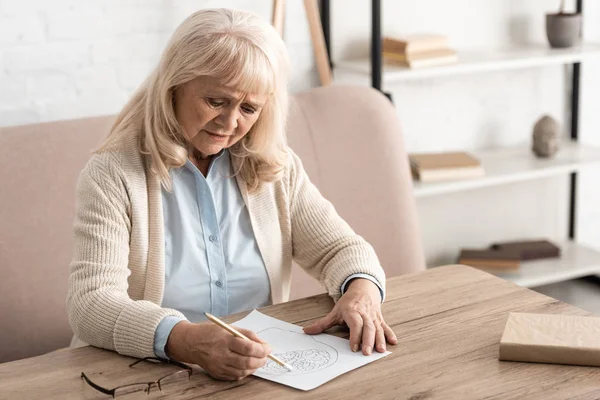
174, 76, 268, 159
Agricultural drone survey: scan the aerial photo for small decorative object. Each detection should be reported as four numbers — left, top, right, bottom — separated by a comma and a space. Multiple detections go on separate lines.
532, 115, 560, 158
546, 0, 582, 48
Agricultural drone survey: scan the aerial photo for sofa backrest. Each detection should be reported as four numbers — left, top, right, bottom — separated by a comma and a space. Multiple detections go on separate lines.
0, 85, 425, 362
0, 116, 115, 362
286, 85, 426, 299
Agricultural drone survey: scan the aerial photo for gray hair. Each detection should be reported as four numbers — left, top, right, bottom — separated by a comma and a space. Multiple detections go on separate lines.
101, 8, 290, 191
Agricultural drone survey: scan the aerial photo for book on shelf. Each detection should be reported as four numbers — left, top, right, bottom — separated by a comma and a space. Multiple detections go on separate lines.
490, 239, 561, 261
409, 151, 485, 183
383, 48, 458, 69
382, 34, 449, 54
382, 33, 458, 69
458, 248, 521, 271
458, 239, 562, 272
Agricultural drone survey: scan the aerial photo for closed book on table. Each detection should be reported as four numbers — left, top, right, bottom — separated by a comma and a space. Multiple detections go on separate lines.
499, 312, 600, 367
409, 151, 484, 183
490, 239, 561, 261
458, 248, 521, 270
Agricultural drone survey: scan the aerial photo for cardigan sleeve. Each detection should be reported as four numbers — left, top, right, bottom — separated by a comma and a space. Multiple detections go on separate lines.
66, 154, 184, 358
287, 150, 386, 301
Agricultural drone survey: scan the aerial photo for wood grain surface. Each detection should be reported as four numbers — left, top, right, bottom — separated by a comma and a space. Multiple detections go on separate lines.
2, 265, 599, 400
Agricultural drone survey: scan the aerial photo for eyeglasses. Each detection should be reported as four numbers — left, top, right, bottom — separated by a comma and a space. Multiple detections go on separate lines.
81, 357, 192, 398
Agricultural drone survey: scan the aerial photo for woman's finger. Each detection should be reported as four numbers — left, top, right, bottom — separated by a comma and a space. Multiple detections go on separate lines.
212, 364, 251, 381
229, 335, 270, 358
303, 311, 338, 335
360, 313, 376, 355
226, 352, 268, 371
382, 321, 398, 345
346, 313, 364, 352
238, 327, 268, 345
374, 323, 386, 353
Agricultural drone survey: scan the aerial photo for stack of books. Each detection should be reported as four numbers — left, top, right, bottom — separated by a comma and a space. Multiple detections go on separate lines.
409, 151, 484, 183
458, 248, 521, 272
490, 239, 561, 261
458, 239, 561, 272
382, 33, 458, 69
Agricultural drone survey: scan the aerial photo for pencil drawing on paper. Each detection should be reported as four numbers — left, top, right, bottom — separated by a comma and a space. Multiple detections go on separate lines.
262, 348, 334, 374
256, 328, 338, 376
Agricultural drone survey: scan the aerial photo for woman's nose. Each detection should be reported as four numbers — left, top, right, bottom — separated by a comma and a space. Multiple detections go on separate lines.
215, 108, 239, 132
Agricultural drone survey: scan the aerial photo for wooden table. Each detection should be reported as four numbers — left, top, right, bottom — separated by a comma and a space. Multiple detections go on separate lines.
2, 265, 600, 399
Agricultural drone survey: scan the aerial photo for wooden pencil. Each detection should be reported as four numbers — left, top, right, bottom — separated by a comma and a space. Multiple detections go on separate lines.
204, 312, 294, 371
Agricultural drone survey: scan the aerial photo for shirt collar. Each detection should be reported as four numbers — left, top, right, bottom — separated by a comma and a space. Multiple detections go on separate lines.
183, 149, 228, 175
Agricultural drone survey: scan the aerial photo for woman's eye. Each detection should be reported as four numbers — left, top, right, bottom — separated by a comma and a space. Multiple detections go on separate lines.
207, 99, 224, 107
242, 106, 256, 115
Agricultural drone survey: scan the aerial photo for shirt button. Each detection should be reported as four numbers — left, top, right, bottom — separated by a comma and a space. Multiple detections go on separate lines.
209, 235, 217, 242
215, 280, 223, 288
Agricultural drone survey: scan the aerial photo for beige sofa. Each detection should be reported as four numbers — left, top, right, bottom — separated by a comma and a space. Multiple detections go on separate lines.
0, 85, 424, 363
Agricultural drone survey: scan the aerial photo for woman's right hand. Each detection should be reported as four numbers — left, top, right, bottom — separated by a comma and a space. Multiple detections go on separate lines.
165, 321, 271, 381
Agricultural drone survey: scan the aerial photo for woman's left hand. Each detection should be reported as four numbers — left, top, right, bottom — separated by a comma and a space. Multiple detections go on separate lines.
303, 278, 397, 355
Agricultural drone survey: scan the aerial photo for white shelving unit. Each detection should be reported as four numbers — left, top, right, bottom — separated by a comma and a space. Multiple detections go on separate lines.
336, 41, 600, 288
494, 241, 600, 288
415, 141, 600, 287
336, 43, 600, 82
413, 141, 600, 198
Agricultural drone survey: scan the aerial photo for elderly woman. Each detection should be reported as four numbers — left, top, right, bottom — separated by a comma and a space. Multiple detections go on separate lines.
67, 8, 396, 382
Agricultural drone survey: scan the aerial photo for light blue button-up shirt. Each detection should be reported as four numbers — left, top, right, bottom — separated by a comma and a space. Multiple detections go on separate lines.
154, 151, 383, 359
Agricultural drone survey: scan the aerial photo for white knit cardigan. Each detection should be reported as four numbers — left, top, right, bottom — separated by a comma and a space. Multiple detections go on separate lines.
67, 133, 385, 358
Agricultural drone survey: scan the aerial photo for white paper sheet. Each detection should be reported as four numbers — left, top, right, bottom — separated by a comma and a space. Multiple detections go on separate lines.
232, 310, 391, 391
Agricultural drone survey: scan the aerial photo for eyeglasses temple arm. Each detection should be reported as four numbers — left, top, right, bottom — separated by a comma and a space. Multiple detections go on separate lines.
80, 372, 116, 397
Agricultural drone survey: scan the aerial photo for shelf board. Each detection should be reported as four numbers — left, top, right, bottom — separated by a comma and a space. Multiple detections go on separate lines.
490, 241, 600, 288
413, 141, 600, 198
336, 43, 600, 83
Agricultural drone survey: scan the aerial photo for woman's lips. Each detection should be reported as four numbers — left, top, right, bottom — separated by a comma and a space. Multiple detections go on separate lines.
205, 130, 230, 141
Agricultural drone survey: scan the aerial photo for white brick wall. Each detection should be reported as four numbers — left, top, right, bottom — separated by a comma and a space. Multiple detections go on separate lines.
0, 0, 317, 127
1, 0, 599, 262
0, 13, 45, 45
